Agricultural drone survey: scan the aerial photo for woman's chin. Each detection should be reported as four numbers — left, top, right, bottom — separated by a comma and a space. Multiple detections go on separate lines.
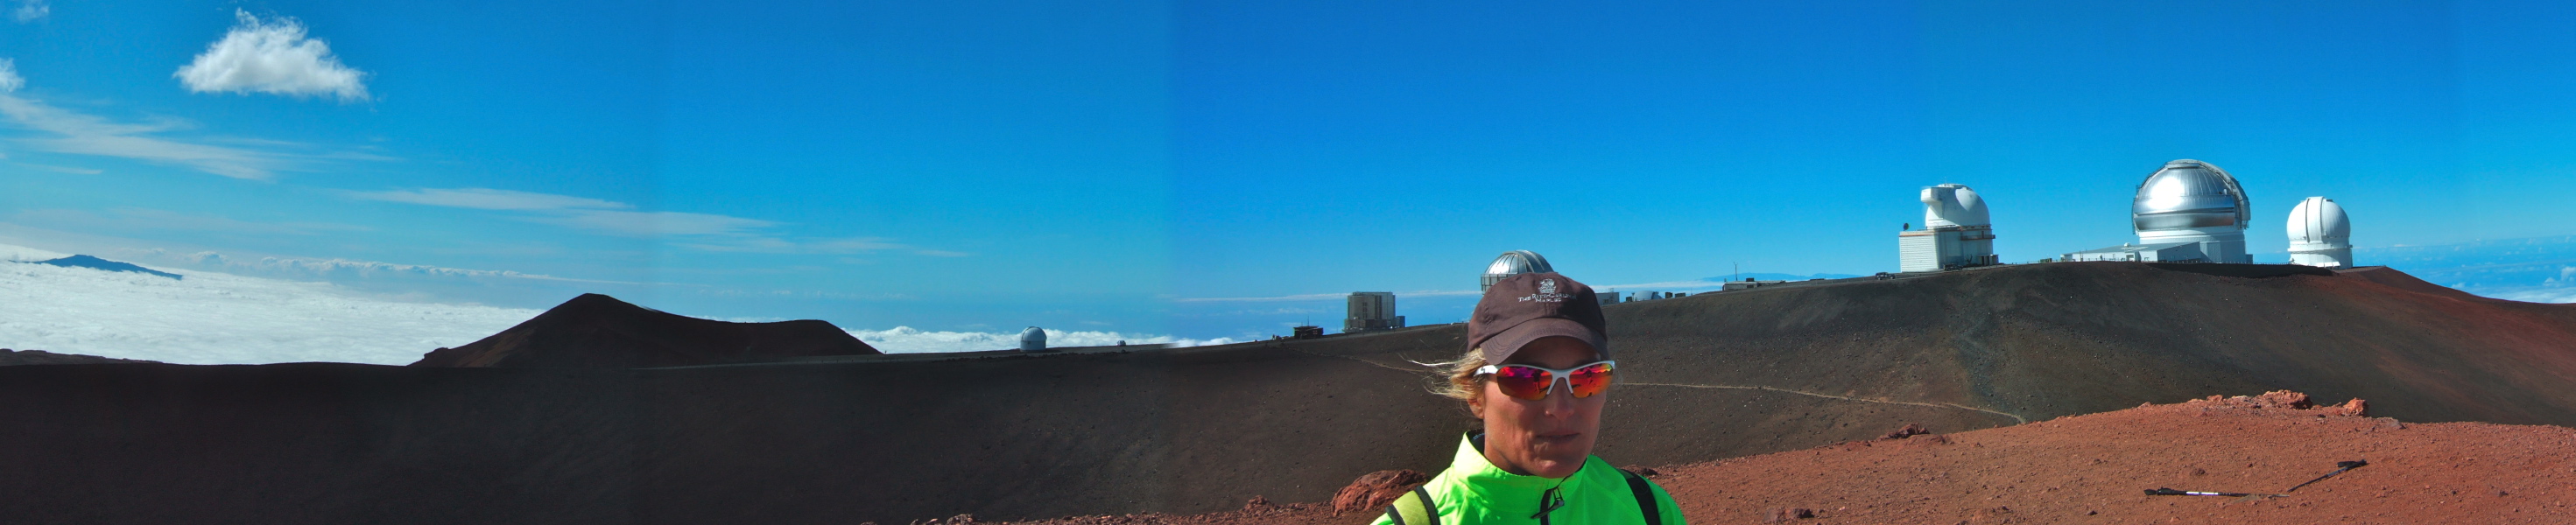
1523, 459, 1585, 478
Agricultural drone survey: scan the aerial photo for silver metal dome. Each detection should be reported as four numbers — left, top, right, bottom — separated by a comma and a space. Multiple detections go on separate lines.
1018, 326, 1047, 352
1480, 250, 1553, 292
2131, 159, 2250, 232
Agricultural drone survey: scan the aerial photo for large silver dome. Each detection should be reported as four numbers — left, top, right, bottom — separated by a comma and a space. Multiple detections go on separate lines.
1480, 250, 1553, 291
2131, 159, 2250, 232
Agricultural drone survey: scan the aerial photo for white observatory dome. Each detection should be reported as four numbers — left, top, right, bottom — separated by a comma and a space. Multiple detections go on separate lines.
2130, 159, 2252, 263
1018, 326, 1048, 352
1920, 184, 1989, 228
1481, 250, 1554, 292
2286, 196, 2353, 268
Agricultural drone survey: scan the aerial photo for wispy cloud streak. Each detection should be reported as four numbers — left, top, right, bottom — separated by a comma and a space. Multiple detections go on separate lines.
351, 187, 966, 256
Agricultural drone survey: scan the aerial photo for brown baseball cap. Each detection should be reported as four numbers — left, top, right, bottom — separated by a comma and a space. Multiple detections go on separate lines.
1467, 272, 1609, 364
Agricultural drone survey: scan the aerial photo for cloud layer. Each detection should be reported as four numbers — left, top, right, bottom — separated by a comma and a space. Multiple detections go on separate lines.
173, 10, 370, 102
0, 242, 541, 365
847, 326, 1236, 354
0, 94, 292, 179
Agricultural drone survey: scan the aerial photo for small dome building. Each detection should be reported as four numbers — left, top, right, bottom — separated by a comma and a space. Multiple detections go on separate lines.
1019, 326, 1048, 353
2286, 196, 2353, 268
2130, 159, 2252, 263
1481, 250, 1555, 292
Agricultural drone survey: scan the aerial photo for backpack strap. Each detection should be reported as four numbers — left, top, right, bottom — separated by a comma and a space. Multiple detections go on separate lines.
1618, 469, 1663, 525
1383, 485, 1439, 525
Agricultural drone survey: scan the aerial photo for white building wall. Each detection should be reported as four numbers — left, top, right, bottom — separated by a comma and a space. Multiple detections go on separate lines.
1899, 232, 1942, 272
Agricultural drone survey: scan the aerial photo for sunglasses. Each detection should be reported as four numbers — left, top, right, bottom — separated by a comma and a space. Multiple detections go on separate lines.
1475, 360, 1616, 401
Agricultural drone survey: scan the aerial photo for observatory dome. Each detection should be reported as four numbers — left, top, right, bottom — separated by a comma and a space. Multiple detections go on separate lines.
1018, 326, 1047, 352
2132, 159, 2250, 231
1921, 184, 1989, 228
2286, 197, 2349, 244
1481, 250, 1554, 292
2129, 159, 2252, 263
2287, 196, 2353, 268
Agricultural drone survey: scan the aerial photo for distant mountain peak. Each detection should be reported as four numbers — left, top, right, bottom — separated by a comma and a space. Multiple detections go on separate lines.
28, 255, 183, 280
410, 292, 881, 368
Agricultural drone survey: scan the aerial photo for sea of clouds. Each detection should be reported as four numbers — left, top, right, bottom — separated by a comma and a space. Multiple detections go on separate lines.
0, 242, 1233, 363
0, 243, 541, 365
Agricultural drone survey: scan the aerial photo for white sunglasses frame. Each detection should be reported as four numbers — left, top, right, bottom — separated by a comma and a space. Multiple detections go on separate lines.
1473, 360, 1618, 399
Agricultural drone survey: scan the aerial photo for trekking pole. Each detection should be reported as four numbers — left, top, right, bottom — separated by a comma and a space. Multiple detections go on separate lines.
2282, 460, 2368, 494
2143, 459, 2367, 498
2143, 488, 2263, 497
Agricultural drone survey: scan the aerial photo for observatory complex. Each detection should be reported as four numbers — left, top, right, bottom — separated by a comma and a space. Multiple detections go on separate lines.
1482, 250, 1553, 291
2065, 159, 2254, 263
2287, 196, 2354, 268
1897, 184, 1999, 272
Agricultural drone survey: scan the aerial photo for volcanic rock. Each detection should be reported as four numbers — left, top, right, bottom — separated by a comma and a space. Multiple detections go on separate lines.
409, 293, 878, 368
1879, 424, 1932, 440
1328, 469, 1430, 514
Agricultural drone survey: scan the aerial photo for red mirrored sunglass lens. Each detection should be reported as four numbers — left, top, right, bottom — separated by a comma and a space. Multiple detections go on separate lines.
1487, 363, 1616, 401
1566, 363, 1615, 398
1491, 367, 1553, 401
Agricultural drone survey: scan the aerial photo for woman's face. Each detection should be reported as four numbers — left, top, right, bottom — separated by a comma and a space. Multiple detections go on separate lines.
1470, 336, 1608, 479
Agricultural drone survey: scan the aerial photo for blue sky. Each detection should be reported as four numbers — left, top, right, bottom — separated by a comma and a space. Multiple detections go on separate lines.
4, 0, 2576, 348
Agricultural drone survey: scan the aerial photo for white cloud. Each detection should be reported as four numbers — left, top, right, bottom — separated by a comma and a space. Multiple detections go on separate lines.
0, 58, 21, 92
2495, 289, 2576, 304
535, 209, 778, 237
848, 326, 1236, 354
143, 248, 635, 284
15, 163, 100, 174
9, 0, 43, 23
173, 10, 370, 102
354, 187, 963, 256
347, 188, 632, 211
0, 242, 542, 364
15, 207, 369, 235
0, 94, 294, 179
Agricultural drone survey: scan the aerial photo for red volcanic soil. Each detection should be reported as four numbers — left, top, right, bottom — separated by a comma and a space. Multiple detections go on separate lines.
410, 293, 878, 368
987, 392, 2576, 525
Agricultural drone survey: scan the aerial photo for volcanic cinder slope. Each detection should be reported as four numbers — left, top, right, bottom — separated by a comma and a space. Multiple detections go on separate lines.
992, 392, 2576, 525
410, 293, 880, 368
4, 262, 2574, 525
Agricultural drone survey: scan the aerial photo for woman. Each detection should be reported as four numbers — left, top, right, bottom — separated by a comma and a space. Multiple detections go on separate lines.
1376, 272, 1686, 525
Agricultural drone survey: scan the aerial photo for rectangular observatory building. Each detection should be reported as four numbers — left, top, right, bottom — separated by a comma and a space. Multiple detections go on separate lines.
1345, 292, 1404, 333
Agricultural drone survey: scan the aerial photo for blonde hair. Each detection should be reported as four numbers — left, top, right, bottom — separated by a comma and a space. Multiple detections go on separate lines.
1424, 347, 1488, 406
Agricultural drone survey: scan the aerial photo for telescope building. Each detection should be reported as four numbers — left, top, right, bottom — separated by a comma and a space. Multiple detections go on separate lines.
1897, 183, 1998, 272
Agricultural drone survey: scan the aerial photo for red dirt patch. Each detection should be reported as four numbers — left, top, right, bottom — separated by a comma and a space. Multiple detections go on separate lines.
989, 391, 2576, 524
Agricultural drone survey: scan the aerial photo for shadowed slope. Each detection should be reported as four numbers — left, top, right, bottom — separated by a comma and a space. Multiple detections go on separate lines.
410, 293, 878, 368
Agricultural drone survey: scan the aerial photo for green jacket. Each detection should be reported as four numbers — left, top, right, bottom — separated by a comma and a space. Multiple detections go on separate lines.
1371, 433, 1686, 525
